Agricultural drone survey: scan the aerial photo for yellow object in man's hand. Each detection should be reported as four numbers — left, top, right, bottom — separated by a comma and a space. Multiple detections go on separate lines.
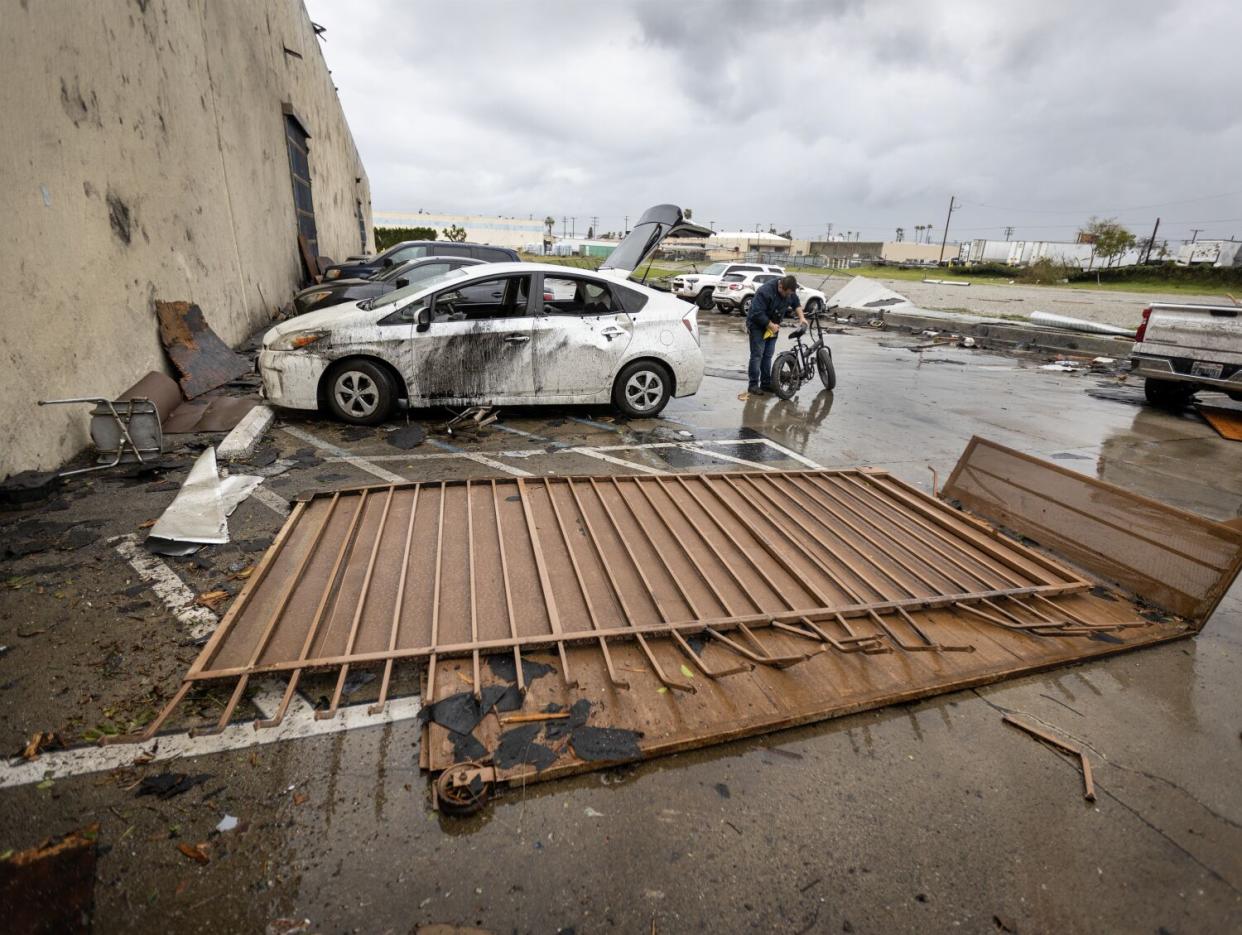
763, 322, 778, 340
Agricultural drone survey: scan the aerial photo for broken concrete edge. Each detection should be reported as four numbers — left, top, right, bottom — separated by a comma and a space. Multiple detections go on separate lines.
879, 308, 1135, 359
217, 405, 274, 461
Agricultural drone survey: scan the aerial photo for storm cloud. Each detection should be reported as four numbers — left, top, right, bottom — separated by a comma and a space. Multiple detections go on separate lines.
305, 0, 1242, 242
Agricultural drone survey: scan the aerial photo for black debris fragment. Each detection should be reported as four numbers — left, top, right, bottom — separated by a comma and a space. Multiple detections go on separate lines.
570, 726, 643, 763
715, 782, 731, 799
246, 447, 279, 467
1088, 586, 1117, 601
486, 655, 554, 684
290, 447, 323, 468
387, 425, 427, 450
0, 470, 60, 506
494, 724, 558, 771
238, 537, 273, 553
683, 632, 708, 656
135, 771, 210, 799
544, 698, 590, 741
449, 730, 488, 763
1088, 631, 1125, 644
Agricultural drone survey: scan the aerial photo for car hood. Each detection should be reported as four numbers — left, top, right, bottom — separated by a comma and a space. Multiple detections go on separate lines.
263, 302, 375, 347
297, 278, 371, 296
597, 204, 712, 279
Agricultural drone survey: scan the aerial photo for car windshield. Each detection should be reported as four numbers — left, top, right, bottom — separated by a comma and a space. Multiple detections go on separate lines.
366, 267, 470, 310
702, 263, 728, 275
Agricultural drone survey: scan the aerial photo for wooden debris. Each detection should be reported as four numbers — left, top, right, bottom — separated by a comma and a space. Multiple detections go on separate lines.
499, 712, 571, 725
1002, 713, 1096, 802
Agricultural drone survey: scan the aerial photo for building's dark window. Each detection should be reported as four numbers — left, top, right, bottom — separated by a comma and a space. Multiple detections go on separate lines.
356, 199, 366, 251
284, 113, 318, 273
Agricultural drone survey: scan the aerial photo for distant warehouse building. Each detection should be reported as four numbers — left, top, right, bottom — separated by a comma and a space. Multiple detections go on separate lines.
0, 0, 371, 477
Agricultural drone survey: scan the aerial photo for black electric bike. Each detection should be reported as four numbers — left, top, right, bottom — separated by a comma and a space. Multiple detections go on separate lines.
770, 309, 837, 399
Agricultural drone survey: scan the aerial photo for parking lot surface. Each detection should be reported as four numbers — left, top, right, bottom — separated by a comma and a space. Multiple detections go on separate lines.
2, 313, 1239, 933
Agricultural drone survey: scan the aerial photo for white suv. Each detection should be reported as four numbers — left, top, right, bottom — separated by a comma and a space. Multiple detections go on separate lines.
671, 262, 785, 308
713, 271, 828, 316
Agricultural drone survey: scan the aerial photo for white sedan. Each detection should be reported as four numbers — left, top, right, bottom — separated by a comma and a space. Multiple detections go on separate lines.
259, 206, 709, 423
712, 271, 827, 316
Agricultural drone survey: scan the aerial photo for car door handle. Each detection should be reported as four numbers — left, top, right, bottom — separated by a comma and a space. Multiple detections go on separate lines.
504, 333, 530, 344
600, 327, 626, 340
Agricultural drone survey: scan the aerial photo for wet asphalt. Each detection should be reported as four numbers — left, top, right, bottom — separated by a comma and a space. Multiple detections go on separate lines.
1, 310, 1240, 933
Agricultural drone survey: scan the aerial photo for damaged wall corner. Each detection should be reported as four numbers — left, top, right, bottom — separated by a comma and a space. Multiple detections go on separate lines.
0, 0, 372, 479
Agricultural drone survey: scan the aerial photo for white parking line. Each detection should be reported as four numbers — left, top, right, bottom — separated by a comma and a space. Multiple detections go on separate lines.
281, 425, 407, 484
744, 437, 824, 469
249, 485, 291, 516
569, 447, 667, 474
0, 682, 422, 789
679, 444, 776, 472
112, 535, 217, 640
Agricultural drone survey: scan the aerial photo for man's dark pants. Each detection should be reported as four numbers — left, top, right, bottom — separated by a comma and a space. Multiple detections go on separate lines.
747, 321, 775, 391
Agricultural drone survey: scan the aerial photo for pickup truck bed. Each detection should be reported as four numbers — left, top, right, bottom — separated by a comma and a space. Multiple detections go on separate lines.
1130, 302, 1242, 406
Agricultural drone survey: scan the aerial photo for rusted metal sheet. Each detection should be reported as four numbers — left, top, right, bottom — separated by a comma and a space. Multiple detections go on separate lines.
943, 436, 1242, 624
155, 300, 252, 399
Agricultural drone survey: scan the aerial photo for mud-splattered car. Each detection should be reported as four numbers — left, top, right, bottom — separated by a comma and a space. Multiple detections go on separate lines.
258, 205, 710, 423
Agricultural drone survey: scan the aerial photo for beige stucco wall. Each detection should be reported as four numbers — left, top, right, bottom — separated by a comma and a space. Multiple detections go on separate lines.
881, 242, 947, 263
0, 0, 371, 478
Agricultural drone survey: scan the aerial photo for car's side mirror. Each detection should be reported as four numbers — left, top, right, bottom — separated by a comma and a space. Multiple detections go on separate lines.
415, 307, 431, 332
395, 278, 409, 289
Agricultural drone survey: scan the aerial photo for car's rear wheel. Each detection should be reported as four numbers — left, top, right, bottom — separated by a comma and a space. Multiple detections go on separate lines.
325, 359, 395, 425
771, 352, 800, 399
741, 295, 753, 315
613, 360, 672, 418
806, 298, 824, 316
1143, 377, 1195, 410
816, 347, 837, 390
696, 289, 715, 310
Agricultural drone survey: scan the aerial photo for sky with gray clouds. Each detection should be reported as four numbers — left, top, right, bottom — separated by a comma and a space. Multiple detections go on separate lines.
304, 0, 1242, 244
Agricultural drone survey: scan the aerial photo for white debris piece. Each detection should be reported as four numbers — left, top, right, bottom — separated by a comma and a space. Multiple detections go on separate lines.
145, 448, 264, 554
826, 276, 914, 314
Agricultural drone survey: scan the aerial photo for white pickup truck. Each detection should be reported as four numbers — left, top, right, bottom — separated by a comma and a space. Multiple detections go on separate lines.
1131, 302, 1242, 407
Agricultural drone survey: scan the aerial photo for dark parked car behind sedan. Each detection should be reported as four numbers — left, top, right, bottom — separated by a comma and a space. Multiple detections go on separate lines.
321, 241, 519, 281
293, 256, 485, 315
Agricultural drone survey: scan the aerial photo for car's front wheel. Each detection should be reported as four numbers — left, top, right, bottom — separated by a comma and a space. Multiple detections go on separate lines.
741, 295, 753, 315
325, 359, 395, 425
696, 289, 715, 310
613, 360, 672, 418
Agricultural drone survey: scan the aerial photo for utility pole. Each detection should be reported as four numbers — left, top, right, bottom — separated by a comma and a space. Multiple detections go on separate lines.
623, 215, 628, 235
937, 195, 956, 264
591, 216, 598, 238
570, 217, 576, 238
826, 223, 833, 241
1143, 217, 1160, 264
1004, 226, 1013, 241
562, 217, 567, 238
1189, 228, 1202, 242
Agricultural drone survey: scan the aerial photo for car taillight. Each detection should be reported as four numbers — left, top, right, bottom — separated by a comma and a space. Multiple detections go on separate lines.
1135, 306, 1151, 343
729, 283, 741, 290
682, 308, 699, 345
543, 292, 554, 301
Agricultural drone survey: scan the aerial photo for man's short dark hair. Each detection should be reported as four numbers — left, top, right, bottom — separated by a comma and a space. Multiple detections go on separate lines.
779, 274, 798, 291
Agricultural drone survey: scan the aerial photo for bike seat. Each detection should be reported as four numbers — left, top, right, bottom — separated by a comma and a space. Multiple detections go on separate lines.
789, 326, 807, 340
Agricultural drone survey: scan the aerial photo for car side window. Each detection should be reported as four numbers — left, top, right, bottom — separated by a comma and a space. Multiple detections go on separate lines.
733, 265, 763, 273
438, 245, 473, 259
542, 276, 618, 316
432, 275, 531, 322
478, 247, 515, 262
391, 245, 431, 263
754, 274, 776, 284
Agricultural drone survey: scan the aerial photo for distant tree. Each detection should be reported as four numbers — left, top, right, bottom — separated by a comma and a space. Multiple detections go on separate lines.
778, 229, 793, 240
587, 226, 594, 239
915, 225, 924, 242
896, 227, 905, 242
1080, 217, 1136, 279
375, 226, 436, 250
442, 224, 468, 243
768, 225, 778, 235
544, 216, 555, 237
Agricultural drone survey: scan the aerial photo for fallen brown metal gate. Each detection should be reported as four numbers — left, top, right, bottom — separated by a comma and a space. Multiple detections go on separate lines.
127, 464, 1130, 739
110, 440, 1242, 807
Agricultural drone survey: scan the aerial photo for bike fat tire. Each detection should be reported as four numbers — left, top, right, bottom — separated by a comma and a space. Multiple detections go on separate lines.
771, 351, 800, 399
816, 347, 837, 391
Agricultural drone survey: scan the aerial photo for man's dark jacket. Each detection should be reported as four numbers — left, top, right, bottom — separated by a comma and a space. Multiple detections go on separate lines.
746, 278, 801, 329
